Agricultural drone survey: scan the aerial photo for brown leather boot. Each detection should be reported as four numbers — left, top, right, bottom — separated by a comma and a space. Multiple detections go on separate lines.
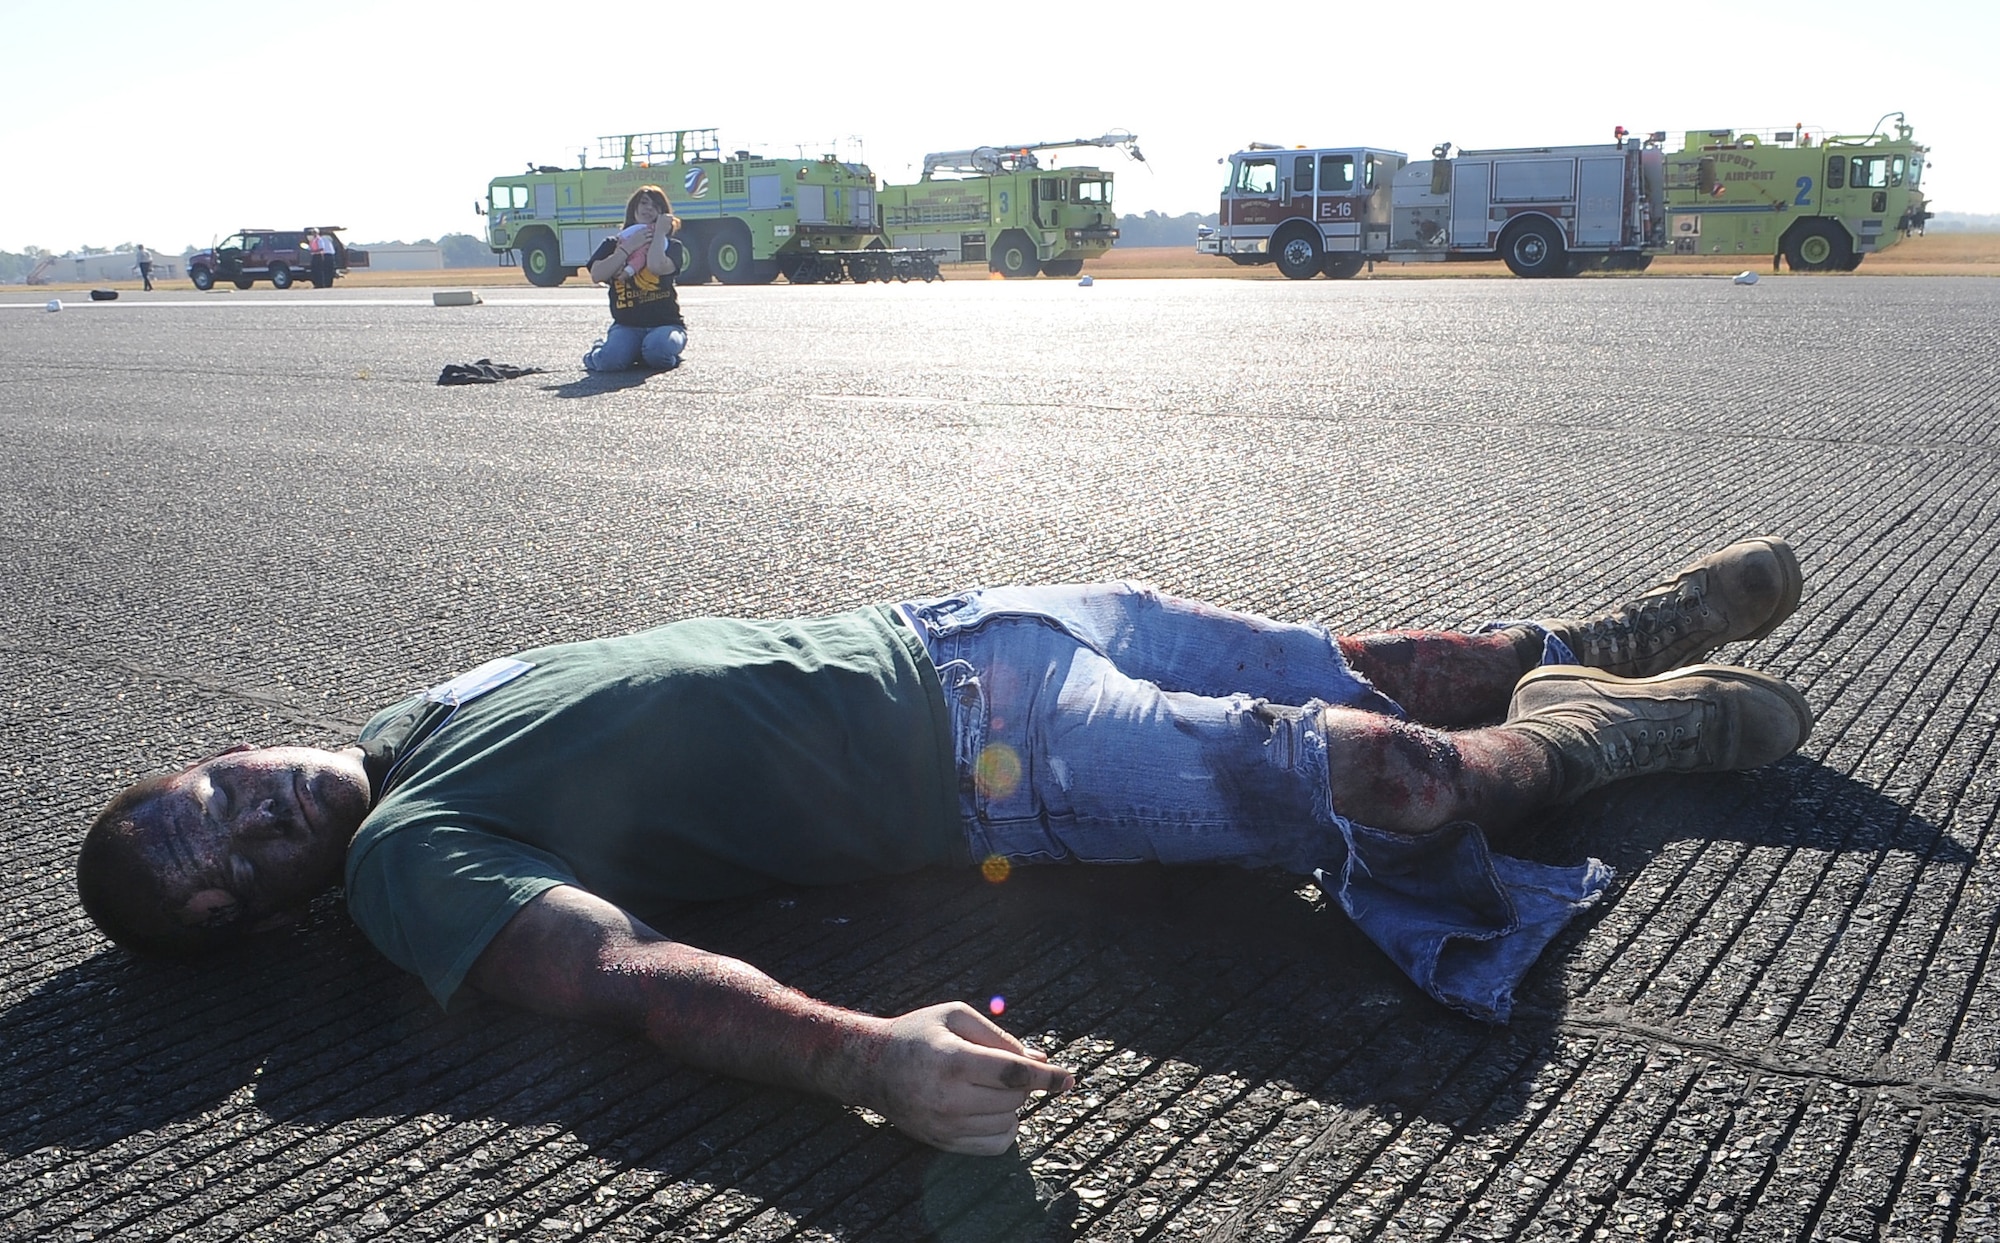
1543, 537, 1804, 678
1506, 664, 1814, 803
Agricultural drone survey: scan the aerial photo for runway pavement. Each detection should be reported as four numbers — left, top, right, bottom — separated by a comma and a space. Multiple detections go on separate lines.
4, 273, 2000, 1241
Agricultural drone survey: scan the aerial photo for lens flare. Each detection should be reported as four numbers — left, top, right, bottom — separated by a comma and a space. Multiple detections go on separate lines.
975, 743, 1022, 800
988, 995, 1006, 1016
980, 854, 1012, 884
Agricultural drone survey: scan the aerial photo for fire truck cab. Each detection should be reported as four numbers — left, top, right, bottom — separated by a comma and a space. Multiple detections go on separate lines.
1200, 145, 1405, 279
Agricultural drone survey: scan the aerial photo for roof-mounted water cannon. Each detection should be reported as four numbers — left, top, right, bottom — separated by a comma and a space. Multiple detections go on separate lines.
920, 130, 1145, 179
1872, 110, 1914, 142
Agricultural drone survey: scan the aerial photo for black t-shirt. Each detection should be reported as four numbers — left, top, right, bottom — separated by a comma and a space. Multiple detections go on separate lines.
590, 235, 689, 328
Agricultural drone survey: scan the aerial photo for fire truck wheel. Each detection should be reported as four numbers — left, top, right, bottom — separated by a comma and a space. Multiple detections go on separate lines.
677, 231, 713, 285
519, 233, 568, 287
1272, 228, 1322, 280
1783, 221, 1852, 272
1321, 254, 1366, 280
269, 263, 293, 290
709, 225, 758, 284
1040, 259, 1084, 278
191, 267, 214, 291
991, 234, 1040, 279
1500, 219, 1566, 278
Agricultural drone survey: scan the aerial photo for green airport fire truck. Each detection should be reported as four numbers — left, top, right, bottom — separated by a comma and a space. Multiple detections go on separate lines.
482, 129, 934, 286
1661, 112, 1931, 271
876, 132, 1144, 278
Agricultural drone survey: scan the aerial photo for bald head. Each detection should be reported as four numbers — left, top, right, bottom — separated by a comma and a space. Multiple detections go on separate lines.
77, 772, 222, 955
75, 745, 372, 956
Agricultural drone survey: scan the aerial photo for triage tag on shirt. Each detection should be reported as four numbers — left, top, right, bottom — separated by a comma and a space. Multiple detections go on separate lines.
423, 657, 534, 706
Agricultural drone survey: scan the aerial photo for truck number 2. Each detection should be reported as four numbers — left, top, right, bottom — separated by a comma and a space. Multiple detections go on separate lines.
1794, 177, 1813, 207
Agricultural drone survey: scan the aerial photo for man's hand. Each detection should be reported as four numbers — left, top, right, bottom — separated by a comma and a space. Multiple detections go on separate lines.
467, 886, 1072, 1155
864, 1002, 1075, 1156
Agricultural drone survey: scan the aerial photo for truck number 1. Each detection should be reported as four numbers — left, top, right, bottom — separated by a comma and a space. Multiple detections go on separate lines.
1794, 176, 1813, 207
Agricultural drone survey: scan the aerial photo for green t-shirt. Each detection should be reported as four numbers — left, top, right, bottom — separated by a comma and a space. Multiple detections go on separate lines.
344, 605, 965, 1008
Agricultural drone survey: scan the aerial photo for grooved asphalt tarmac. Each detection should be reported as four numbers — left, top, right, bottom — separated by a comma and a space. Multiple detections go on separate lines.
4, 274, 1999, 1242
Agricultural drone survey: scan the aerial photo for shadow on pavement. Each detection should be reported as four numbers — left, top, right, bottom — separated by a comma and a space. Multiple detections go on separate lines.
2, 760, 1952, 1238
542, 369, 660, 399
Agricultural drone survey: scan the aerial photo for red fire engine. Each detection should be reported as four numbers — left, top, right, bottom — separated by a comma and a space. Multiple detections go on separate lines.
1197, 131, 1670, 277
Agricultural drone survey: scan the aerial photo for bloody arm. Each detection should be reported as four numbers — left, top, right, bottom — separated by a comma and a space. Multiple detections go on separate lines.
464, 884, 1073, 1154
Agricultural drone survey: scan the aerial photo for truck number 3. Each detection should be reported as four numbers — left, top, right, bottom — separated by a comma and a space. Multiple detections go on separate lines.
998, 191, 1010, 215
1794, 176, 1813, 207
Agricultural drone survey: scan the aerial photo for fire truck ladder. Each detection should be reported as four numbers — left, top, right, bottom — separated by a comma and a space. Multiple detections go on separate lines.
919, 131, 1145, 179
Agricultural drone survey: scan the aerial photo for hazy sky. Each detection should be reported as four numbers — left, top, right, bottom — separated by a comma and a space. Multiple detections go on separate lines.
3, 0, 1993, 253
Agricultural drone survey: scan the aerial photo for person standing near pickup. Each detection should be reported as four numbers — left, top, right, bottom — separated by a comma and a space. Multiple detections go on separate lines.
302, 229, 337, 289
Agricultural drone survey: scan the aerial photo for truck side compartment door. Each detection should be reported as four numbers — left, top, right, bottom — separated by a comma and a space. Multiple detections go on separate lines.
1575, 157, 1624, 246
1449, 162, 1492, 247
795, 184, 827, 225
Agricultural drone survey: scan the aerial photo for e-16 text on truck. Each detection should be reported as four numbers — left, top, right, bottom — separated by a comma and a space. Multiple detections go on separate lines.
481, 128, 938, 287
876, 132, 1143, 278
1196, 113, 1929, 278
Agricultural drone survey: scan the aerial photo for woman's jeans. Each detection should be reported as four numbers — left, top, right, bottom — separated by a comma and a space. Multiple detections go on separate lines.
583, 323, 686, 371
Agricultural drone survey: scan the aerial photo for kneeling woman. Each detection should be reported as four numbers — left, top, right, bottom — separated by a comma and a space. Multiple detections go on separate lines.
583, 185, 689, 371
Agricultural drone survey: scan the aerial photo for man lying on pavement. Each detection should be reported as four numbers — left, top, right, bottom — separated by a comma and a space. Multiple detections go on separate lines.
78, 539, 1809, 1155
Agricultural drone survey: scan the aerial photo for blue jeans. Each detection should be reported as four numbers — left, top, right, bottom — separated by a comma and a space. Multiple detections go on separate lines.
899, 582, 1400, 871
583, 323, 686, 371
897, 582, 1611, 1023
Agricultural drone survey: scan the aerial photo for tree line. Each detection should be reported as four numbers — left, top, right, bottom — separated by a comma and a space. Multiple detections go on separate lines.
1113, 211, 1218, 248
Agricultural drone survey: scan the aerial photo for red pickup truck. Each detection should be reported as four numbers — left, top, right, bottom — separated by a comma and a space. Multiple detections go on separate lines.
187, 227, 370, 290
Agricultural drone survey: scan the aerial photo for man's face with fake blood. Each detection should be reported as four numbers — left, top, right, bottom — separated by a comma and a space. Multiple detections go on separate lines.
137, 745, 370, 935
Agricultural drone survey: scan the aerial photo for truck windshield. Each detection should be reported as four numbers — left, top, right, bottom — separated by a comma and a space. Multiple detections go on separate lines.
1074, 179, 1108, 203
1234, 159, 1277, 194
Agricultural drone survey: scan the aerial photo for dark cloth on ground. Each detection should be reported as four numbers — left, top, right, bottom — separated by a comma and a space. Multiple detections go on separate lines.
437, 359, 549, 385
